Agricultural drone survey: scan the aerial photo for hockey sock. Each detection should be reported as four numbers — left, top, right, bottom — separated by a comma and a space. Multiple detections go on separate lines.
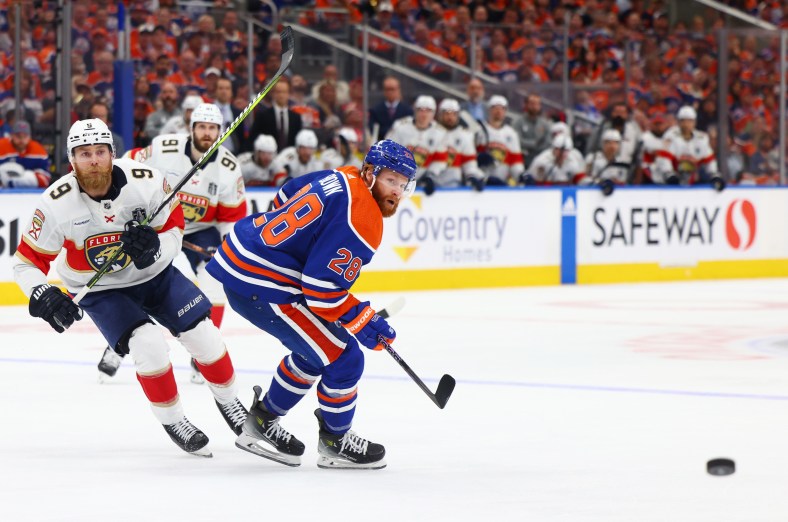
210, 305, 225, 329
262, 355, 318, 416
136, 365, 184, 425
193, 350, 238, 404
316, 381, 357, 433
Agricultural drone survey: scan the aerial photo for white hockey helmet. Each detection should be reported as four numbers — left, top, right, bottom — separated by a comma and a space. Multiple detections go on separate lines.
67, 118, 115, 165
254, 134, 278, 153
414, 95, 437, 111
336, 127, 358, 144
601, 129, 622, 142
552, 133, 573, 151
191, 103, 223, 131
677, 105, 697, 121
295, 129, 318, 149
550, 121, 570, 136
182, 95, 203, 111
438, 98, 461, 113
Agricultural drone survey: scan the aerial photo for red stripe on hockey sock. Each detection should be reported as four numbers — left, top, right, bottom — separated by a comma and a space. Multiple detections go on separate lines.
194, 351, 235, 386
210, 305, 225, 329
317, 388, 357, 404
136, 365, 178, 404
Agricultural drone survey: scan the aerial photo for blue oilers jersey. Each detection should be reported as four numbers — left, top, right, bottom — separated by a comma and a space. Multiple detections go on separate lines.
206, 166, 383, 322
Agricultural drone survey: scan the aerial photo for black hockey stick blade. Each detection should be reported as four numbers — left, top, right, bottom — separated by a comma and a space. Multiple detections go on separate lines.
380, 337, 455, 409
434, 374, 456, 409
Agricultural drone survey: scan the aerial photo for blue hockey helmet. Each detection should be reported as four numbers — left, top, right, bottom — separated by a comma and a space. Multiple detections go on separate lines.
364, 139, 417, 197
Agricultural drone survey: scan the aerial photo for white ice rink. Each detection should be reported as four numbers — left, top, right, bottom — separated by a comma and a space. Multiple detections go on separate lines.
3, 279, 788, 521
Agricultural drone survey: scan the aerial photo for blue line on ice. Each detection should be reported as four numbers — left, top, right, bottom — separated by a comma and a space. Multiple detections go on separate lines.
2, 356, 786, 401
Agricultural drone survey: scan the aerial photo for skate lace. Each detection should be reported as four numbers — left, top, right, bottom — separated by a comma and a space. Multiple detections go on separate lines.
221, 399, 247, 426
265, 419, 292, 444
172, 419, 198, 441
339, 431, 369, 455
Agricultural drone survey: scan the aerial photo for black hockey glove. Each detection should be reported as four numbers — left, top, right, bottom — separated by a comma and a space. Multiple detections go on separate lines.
29, 284, 83, 333
418, 175, 436, 196
599, 178, 615, 197
467, 176, 485, 192
120, 221, 161, 270
711, 176, 726, 192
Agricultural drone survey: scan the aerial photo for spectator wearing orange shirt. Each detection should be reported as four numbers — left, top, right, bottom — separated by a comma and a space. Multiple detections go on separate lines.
518, 44, 549, 83
168, 49, 205, 94
484, 44, 518, 82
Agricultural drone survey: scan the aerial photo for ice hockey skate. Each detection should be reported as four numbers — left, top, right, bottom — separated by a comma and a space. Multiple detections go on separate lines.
216, 397, 248, 435
234, 385, 304, 466
314, 409, 386, 470
163, 417, 212, 457
190, 358, 205, 385
97, 346, 123, 383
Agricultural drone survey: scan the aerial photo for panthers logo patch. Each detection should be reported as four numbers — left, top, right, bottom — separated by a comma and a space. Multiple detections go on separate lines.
177, 192, 209, 223
85, 233, 132, 273
411, 145, 429, 167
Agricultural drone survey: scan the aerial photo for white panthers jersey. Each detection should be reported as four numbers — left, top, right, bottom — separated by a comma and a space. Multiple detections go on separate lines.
271, 146, 324, 185
13, 158, 184, 296
129, 134, 247, 233
441, 125, 482, 187
318, 147, 363, 171
386, 118, 448, 178
659, 127, 718, 179
584, 152, 629, 184
238, 151, 277, 187
527, 147, 585, 184
476, 122, 525, 181
159, 115, 188, 136
641, 131, 669, 183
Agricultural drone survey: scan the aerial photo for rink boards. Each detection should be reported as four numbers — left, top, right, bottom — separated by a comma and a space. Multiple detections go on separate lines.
0, 185, 785, 304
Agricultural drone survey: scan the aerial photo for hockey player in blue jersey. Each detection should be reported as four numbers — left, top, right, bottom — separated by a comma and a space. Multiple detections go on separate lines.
206, 139, 417, 469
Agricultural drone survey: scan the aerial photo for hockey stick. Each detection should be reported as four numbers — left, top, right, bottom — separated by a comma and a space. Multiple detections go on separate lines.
378, 337, 455, 409
72, 27, 295, 305
182, 240, 216, 257
378, 296, 405, 319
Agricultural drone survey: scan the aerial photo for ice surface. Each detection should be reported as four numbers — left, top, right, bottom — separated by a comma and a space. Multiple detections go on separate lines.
2, 280, 788, 521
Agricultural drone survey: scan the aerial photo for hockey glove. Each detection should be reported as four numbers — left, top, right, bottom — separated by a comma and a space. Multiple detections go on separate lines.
120, 221, 161, 270
418, 175, 436, 196
519, 173, 537, 186
29, 284, 83, 333
340, 302, 395, 351
467, 176, 485, 192
599, 178, 615, 197
711, 176, 726, 192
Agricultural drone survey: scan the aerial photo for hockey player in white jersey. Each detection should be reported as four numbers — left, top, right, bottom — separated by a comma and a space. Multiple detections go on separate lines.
13, 119, 248, 456
475, 95, 524, 185
319, 127, 363, 171
656, 105, 724, 189
550, 121, 586, 167
522, 133, 585, 185
437, 98, 484, 190
583, 129, 629, 195
385, 95, 448, 195
239, 134, 278, 187
97, 103, 247, 381
270, 129, 323, 186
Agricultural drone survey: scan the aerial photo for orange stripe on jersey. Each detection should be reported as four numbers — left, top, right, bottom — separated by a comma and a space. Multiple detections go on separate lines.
309, 293, 361, 323
345, 175, 383, 251
317, 388, 357, 403
279, 359, 312, 385
278, 303, 345, 362
302, 287, 348, 300
220, 242, 301, 287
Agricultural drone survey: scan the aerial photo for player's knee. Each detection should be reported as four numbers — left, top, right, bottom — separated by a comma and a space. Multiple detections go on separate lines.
325, 340, 364, 385
127, 322, 170, 373
178, 316, 225, 362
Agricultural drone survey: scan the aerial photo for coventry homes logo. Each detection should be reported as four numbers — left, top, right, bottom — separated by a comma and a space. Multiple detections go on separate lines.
591, 199, 756, 250
394, 196, 507, 263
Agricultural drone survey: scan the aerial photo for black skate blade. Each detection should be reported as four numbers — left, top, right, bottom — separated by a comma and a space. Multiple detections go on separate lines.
235, 434, 301, 467
434, 374, 456, 409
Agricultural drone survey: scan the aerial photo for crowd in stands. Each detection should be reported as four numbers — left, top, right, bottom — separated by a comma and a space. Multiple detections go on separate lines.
0, 0, 785, 189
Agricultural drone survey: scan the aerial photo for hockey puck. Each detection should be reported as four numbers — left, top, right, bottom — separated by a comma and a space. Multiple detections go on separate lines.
707, 458, 735, 476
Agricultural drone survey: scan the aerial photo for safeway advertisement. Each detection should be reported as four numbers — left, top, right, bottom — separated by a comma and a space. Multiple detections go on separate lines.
575, 188, 788, 265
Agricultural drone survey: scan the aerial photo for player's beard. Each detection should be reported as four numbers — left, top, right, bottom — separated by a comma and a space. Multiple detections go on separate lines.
192, 135, 215, 153
371, 183, 399, 218
74, 162, 112, 193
